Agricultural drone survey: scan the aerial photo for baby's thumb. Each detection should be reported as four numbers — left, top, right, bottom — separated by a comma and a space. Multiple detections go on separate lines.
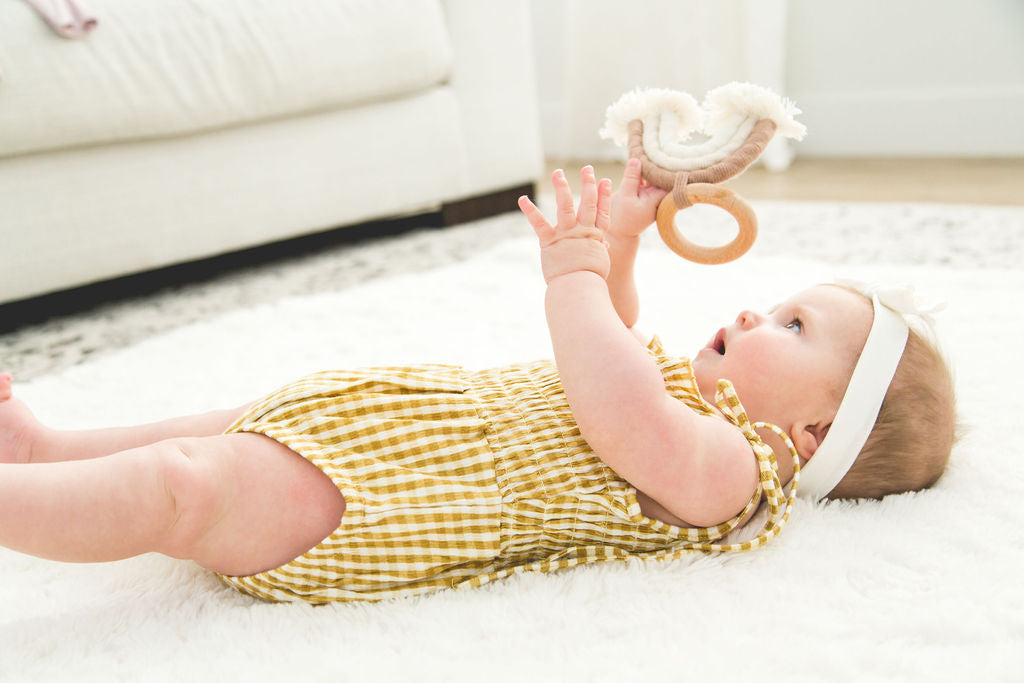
619, 158, 642, 194
518, 195, 554, 241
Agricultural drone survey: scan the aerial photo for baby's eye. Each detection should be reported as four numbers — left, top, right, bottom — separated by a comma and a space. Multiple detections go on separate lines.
785, 318, 803, 333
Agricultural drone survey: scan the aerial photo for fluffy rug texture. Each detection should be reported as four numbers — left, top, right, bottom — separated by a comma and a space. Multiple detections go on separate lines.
1, 199, 1022, 681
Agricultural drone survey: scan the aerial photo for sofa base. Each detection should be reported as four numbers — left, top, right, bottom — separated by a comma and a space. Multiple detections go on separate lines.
0, 181, 535, 334
440, 183, 533, 226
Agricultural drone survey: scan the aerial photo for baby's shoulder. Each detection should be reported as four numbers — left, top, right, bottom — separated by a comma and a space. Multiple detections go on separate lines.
681, 410, 761, 526
640, 399, 758, 529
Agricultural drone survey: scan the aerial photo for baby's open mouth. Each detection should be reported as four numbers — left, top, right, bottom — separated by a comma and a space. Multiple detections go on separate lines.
713, 328, 726, 355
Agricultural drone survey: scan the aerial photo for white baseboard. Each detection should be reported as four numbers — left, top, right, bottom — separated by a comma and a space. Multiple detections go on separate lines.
793, 85, 1024, 157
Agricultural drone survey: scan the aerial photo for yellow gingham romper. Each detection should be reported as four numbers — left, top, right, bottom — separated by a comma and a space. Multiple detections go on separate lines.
217, 337, 799, 603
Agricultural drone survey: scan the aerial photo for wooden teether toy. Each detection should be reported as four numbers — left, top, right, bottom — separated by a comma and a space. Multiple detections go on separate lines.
601, 83, 806, 264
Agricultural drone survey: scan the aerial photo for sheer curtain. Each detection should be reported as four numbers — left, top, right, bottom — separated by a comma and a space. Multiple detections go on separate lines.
531, 0, 794, 169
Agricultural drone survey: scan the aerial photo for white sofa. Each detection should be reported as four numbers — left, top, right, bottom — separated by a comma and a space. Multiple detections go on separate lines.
0, 0, 542, 313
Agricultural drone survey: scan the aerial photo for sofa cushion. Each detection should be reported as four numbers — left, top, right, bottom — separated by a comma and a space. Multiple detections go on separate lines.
0, 0, 453, 158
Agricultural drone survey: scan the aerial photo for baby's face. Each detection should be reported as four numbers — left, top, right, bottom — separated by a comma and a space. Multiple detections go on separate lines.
691, 285, 873, 428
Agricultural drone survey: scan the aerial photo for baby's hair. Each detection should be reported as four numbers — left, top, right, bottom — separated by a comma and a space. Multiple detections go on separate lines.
827, 325, 958, 500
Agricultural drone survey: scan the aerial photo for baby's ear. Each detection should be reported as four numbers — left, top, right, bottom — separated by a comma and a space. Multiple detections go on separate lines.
792, 421, 831, 461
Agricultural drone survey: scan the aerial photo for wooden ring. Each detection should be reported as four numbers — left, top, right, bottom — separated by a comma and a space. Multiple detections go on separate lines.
656, 184, 758, 264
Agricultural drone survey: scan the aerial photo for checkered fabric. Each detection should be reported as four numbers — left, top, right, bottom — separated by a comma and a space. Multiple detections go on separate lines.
217, 337, 799, 603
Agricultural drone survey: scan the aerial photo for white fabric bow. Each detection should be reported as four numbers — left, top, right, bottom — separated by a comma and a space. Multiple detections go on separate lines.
835, 278, 945, 331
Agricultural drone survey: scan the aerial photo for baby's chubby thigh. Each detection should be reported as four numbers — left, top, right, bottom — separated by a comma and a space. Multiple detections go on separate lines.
163, 431, 346, 578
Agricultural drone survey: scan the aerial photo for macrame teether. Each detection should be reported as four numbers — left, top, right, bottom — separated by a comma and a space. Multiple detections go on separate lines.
601, 83, 806, 264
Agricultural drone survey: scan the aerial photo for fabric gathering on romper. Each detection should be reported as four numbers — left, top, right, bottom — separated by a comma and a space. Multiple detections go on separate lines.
217, 337, 800, 603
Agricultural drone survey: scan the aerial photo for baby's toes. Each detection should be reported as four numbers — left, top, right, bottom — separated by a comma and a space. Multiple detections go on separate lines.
0, 373, 12, 401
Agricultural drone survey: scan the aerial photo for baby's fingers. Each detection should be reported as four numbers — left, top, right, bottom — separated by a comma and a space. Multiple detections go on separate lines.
596, 178, 612, 233
618, 157, 643, 196
552, 169, 577, 231
518, 195, 555, 242
576, 166, 598, 227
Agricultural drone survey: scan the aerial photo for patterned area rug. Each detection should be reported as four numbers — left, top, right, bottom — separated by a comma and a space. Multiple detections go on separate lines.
4, 199, 1023, 380
1, 199, 1022, 680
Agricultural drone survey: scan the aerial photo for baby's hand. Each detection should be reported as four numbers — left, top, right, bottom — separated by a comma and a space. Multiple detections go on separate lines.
609, 158, 668, 239
519, 166, 612, 284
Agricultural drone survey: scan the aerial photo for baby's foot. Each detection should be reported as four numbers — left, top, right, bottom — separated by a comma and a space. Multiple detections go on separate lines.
0, 373, 48, 464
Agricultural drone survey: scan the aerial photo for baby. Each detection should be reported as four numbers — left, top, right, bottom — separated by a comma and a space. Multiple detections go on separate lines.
0, 162, 956, 603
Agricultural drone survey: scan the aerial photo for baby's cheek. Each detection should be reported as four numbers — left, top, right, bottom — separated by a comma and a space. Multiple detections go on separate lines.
741, 345, 777, 374
743, 349, 788, 395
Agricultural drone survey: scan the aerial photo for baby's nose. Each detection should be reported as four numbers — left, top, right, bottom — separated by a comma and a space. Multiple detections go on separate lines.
736, 310, 762, 328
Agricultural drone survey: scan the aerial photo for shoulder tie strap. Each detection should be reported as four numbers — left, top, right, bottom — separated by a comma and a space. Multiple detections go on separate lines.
702, 379, 802, 551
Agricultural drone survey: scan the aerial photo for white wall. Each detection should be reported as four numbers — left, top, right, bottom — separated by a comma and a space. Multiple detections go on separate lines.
531, 0, 1024, 159
787, 0, 1024, 157
531, 0, 788, 162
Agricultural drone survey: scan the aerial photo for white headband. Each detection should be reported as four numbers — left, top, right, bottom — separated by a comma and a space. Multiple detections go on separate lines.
797, 281, 943, 501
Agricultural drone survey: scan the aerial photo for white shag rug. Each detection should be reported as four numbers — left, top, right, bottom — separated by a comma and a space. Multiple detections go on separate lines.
1, 202, 1022, 682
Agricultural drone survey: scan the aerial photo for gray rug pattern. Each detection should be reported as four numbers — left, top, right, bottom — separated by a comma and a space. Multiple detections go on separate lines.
3, 199, 1023, 381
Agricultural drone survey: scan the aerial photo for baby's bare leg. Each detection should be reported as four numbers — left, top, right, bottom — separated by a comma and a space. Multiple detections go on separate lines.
0, 432, 345, 576
40, 406, 252, 464
0, 372, 251, 464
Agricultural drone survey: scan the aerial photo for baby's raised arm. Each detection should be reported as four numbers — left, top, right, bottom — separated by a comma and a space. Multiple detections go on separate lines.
605, 158, 667, 331
518, 169, 757, 528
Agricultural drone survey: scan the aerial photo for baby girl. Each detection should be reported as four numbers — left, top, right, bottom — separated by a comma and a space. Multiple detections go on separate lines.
0, 161, 956, 602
